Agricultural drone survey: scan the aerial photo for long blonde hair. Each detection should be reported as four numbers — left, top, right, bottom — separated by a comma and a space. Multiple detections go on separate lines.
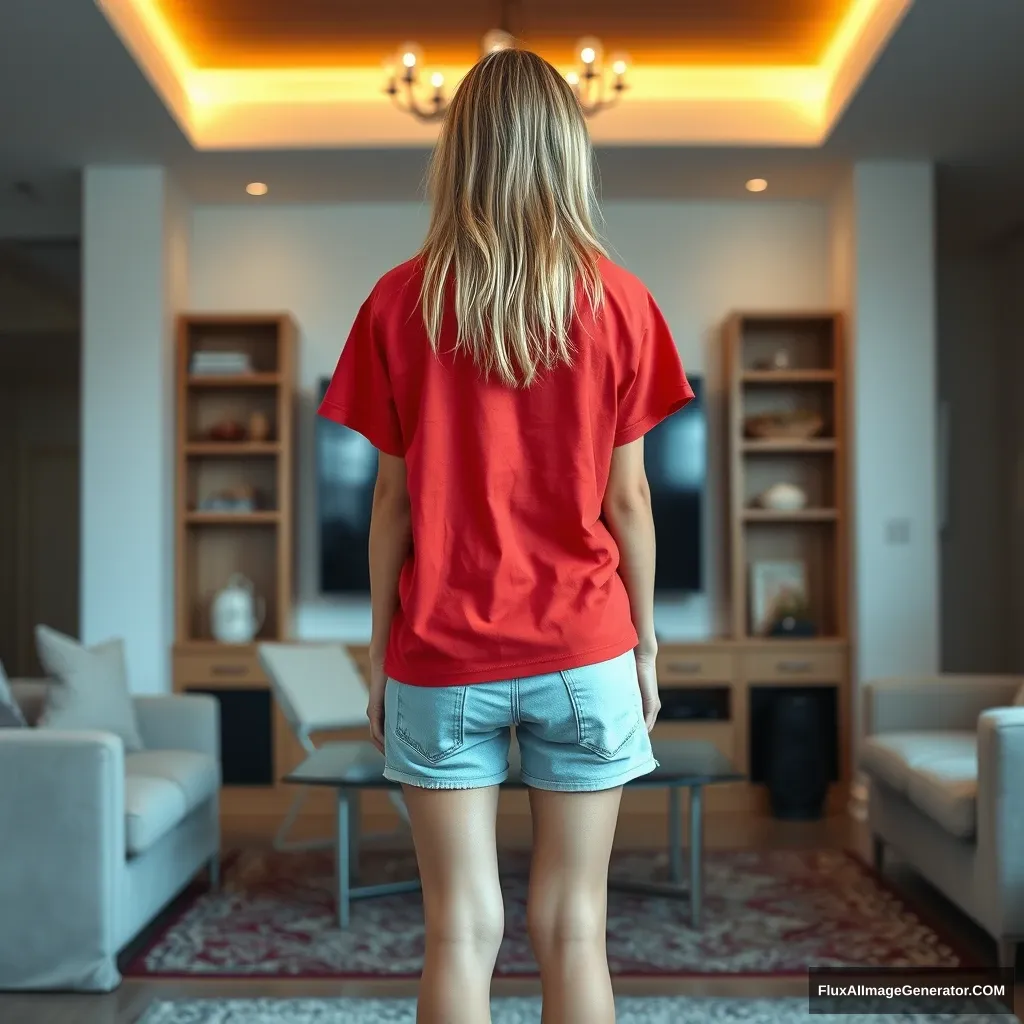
419, 47, 606, 388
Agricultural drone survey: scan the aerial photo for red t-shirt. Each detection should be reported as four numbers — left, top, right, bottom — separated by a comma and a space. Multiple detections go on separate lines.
319, 256, 693, 686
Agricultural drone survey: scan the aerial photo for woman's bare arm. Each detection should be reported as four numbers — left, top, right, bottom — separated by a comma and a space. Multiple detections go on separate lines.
602, 437, 660, 730
602, 437, 657, 654
368, 452, 413, 665
365, 452, 412, 750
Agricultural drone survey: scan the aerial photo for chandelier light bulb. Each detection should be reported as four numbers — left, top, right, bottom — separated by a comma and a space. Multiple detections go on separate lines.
398, 42, 422, 70
610, 53, 629, 76
576, 36, 603, 66
566, 71, 580, 86
430, 72, 445, 89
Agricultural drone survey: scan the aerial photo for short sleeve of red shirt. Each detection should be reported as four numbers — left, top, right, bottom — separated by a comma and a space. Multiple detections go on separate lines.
614, 292, 695, 447
318, 293, 405, 457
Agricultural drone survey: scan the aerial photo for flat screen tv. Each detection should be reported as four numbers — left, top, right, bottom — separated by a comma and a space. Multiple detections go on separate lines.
317, 376, 705, 593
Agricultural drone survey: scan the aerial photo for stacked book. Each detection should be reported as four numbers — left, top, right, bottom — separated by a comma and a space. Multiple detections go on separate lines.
190, 350, 253, 376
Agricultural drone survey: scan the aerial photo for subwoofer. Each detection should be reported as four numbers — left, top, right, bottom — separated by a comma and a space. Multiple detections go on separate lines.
767, 692, 828, 820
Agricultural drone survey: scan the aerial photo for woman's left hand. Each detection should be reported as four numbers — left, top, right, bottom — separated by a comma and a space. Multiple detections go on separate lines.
366, 658, 387, 755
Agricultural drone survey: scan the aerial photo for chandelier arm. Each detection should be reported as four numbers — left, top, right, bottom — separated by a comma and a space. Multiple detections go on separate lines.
390, 79, 447, 122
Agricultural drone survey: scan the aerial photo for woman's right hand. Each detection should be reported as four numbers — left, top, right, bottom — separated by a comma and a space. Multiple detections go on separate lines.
635, 647, 660, 732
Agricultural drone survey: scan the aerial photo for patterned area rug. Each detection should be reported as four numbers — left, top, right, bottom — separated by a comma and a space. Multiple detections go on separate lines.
126, 848, 967, 979
138, 998, 1016, 1024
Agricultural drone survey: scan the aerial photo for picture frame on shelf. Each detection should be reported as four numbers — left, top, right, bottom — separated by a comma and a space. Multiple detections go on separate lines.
749, 559, 809, 636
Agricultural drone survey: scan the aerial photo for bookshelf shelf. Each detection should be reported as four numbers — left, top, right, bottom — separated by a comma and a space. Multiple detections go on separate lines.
742, 439, 837, 454
187, 373, 283, 389
742, 508, 839, 523
184, 511, 281, 526
185, 442, 283, 457
741, 370, 836, 385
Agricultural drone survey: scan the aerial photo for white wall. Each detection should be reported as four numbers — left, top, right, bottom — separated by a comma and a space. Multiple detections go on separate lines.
845, 163, 940, 684
81, 167, 188, 692
188, 199, 832, 642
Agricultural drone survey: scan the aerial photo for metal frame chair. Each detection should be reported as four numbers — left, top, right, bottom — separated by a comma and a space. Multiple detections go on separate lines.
257, 642, 408, 851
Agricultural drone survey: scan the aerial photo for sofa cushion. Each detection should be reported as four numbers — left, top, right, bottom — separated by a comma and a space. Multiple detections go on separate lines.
35, 626, 144, 752
906, 755, 977, 838
125, 775, 188, 854
124, 750, 219, 855
862, 731, 977, 839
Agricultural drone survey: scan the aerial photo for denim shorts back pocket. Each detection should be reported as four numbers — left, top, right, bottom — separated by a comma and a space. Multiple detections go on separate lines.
392, 680, 468, 763
559, 652, 642, 760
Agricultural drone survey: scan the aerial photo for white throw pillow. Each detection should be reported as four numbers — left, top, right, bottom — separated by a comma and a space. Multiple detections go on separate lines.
1015, 684, 1024, 707
35, 625, 144, 751
0, 659, 27, 728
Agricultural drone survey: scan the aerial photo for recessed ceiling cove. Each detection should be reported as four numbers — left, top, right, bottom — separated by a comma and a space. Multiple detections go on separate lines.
96, 0, 913, 148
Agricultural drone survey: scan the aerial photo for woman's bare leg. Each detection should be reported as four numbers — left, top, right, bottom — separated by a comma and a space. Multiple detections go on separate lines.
402, 784, 504, 1024
526, 786, 622, 1024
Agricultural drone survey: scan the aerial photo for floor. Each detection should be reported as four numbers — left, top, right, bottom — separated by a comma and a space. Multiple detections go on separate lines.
1, 812, 1018, 1024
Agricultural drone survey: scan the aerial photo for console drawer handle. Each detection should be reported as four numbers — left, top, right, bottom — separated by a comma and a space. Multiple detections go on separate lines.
776, 660, 813, 673
211, 664, 249, 677
666, 661, 702, 674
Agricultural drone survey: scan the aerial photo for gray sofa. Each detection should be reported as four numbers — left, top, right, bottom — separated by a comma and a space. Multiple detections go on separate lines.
0, 679, 221, 991
861, 675, 1024, 968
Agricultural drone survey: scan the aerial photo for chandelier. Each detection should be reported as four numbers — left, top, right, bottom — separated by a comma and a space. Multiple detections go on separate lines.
383, 29, 629, 123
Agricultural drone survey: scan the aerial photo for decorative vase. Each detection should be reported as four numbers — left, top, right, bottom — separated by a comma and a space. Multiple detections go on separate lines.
757, 483, 808, 511
248, 412, 271, 442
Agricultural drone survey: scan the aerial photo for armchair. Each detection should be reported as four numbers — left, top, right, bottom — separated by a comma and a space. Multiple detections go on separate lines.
861, 675, 1024, 968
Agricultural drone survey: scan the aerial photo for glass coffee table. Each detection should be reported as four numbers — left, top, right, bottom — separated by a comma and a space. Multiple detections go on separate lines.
285, 737, 743, 928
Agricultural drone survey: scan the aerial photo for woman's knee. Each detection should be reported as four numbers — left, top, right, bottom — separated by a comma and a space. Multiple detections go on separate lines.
527, 887, 606, 952
425, 888, 506, 954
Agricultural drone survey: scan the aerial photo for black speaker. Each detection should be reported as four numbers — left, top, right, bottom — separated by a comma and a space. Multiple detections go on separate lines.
186, 686, 274, 786
767, 692, 829, 820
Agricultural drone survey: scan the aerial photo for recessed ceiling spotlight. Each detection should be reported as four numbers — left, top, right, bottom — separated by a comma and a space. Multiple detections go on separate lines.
745, 178, 768, 193
246, 182, 269, 196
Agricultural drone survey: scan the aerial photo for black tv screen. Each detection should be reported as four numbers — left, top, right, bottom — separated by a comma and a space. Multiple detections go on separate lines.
317, 376, 705, 593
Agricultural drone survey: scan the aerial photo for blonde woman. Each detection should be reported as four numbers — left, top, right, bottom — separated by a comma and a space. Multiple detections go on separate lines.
320, 47, 693, 1024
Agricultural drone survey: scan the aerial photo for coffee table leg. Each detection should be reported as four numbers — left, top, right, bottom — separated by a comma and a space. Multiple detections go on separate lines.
689, 785, 703, 928
336, 789, 351, 929
669, 786, 683, 884
348, 789, 361, 887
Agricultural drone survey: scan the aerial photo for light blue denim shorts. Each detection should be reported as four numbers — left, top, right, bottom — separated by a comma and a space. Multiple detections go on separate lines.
383, 650, 657, 792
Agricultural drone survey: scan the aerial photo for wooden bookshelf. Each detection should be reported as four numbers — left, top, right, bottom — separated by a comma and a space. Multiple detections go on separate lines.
173, 313, 296, 646
171, 313, 297, 818
725, 312, 849, 643
723, 313, 851, 790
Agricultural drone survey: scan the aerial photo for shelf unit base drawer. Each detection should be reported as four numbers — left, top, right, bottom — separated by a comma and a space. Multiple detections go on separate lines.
657, 651, 734, 684
741, 646, 845, 683
173, 646, 267, 688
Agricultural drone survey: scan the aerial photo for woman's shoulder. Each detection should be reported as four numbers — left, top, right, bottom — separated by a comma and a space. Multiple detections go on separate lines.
596, 256, 654, 326
369, 257, 425, 312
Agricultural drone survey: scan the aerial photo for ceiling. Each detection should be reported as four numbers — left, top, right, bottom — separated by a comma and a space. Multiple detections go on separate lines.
156, 0, 851, 68
3, 0, 1024, 246
99, 0, 907, 148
